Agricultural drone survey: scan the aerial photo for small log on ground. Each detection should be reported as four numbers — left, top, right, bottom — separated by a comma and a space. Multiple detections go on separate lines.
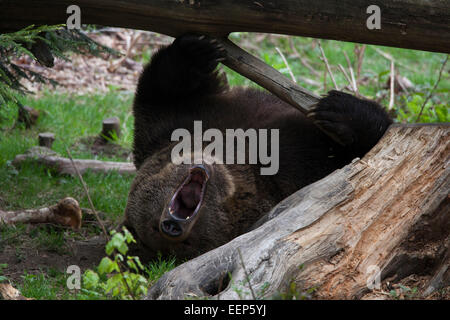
0, 197, 82, 230
101, 117, 121, 141
38, 132, 55, 149
12, 146, 136, 176
147, 123, 449, 300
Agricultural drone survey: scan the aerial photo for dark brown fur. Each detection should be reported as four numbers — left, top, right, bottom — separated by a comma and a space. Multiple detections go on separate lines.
124, 35, 392, 260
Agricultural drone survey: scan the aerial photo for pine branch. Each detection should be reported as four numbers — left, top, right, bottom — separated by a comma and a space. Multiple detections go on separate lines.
0, 24, 120, 110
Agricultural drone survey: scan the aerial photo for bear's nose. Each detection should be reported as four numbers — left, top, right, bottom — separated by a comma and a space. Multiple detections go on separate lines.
160, 219, 182, 238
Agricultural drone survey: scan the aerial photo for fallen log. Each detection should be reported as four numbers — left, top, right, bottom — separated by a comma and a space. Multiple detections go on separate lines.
1, 1, 449, 53
147, 123, 449, 299
0, 197, 82, 230
12, 146, 136, 176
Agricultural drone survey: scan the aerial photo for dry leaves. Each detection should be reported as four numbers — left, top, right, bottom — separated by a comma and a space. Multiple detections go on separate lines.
13, 28, 173, 96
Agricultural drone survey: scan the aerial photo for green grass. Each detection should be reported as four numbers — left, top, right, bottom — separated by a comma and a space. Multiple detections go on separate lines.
0, 89, 141, 299
227, 33, 449, 123
0, 90, 135, 219
0, 33, 448, 300
145, 253, 177, 285
0, 89, 179, 300
0, 89, 134, 162
11, 256, 178, 300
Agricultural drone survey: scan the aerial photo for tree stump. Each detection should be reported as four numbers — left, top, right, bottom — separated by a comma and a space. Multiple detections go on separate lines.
101, 117, 121, 141
38, 132, 55, 149
17, 105, 39, 128
147, 123, 449, 300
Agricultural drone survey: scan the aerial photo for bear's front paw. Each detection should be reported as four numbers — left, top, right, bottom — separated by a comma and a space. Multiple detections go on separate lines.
307, 90, 358, 146
174, 34, 226, 75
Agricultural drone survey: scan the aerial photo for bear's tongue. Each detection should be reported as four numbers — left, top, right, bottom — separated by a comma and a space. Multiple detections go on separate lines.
179, 181, 202, 209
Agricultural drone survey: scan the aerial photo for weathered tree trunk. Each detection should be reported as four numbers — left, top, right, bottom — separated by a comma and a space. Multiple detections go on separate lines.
1, 0, 449, 53
12, 147, 136, 176
147, 123, 449, 300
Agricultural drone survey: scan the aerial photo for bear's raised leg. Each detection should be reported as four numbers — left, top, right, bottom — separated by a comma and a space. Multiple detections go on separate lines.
134, 34, 227, 107
132, 34, 228, 168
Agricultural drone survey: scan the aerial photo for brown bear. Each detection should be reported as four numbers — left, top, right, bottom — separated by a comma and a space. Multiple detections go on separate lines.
123, 34, 392, 260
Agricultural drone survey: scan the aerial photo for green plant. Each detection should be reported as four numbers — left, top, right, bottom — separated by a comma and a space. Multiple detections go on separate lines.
228, 274, 269, 300
19, 272, 58, 299
0, 263, 8, 282
389, 284, 418, 300
100, 129, 120, 143
269, 281, 316, 300
82, 227, 149, 299
396, 94, 449, 123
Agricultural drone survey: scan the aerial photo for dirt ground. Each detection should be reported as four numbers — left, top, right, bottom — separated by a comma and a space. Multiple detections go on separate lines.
0, 231, 106, 284
15, 28, 172, 96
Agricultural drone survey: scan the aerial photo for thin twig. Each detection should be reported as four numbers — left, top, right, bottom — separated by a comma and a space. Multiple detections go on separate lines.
65, 147, 109, 240
355, 44, 366, 85
297, 76, 321, 87
373, 47, 414, 72
343, 51, 359, 95
374, 47, 393, 61
288, 38, 321, 77
389, 60, 395, 110
65, 146, 137, 299
318, 41, 338, 90
237, 248, 257, 300
108, 31, 142, 72
372, 48, 397, 110
338, 64, 356, 93
416, 54, 449, 122
275, 47, 296, 83
117, 259, 137, 300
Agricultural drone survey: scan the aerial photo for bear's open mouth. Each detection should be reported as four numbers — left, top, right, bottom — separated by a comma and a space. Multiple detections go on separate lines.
168, 165, 209, 220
